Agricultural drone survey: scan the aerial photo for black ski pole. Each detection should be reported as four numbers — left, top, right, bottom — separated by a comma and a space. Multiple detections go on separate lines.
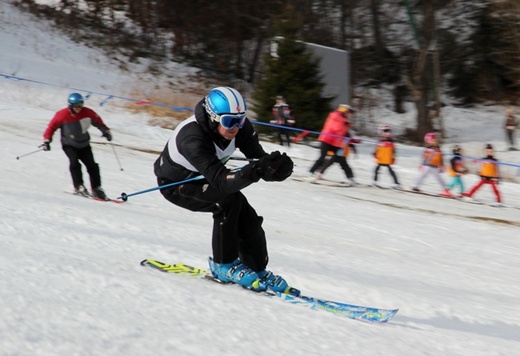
229, 156, 260, 162
110, 142, 124, 171
16, 147, 44, 160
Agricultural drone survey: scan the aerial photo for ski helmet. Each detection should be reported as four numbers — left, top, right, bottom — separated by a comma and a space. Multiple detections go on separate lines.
378, 124, 391, 136
424, 132, 438, 145
204, 87, 247, 130
337, 104, 355, 113
68, 92, 84, 111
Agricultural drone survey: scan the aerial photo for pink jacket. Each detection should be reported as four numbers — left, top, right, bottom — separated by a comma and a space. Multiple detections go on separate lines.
318, 110, 349, 148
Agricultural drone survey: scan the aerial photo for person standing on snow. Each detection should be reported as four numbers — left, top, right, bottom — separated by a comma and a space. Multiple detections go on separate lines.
463, 144, 502, 203
372, 124, 401, 188
504, 109, 518, 151
153, 86, 296, 294
446, 145, 468, 197
271, 95, 294, 147
411, 132, 452, 197
307, 104, 357, 184
42, 92, 112, 200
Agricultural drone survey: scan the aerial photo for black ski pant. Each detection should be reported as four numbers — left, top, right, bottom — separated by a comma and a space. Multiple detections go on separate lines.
311, 143, 353, 179
62, 145, 101, 189
506, 129, 516, 148
310, 142, 341, 174
318, 155, 354, 179
374, 164, 400, 184
277, 128, 291, 147
158, 177, 268, 272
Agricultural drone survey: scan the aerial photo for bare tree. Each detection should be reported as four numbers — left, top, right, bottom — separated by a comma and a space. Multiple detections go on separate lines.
491, 0, 520, 103
402, 0, 437, 140
370, 0, 384, 59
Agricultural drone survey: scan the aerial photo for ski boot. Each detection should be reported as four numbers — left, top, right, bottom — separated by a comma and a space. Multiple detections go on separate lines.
208, 257, 259, 289
74, 185, 91, 197
253, 270, 301, 296
91, 187, 109, 200
440, 189, 453, 198
303, 173, 320, 183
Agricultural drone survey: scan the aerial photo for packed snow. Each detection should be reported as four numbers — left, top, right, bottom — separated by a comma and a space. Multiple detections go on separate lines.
1, 2, 520, 355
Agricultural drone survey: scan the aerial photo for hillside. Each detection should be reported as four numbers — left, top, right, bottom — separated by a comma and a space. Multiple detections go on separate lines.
1, 2, 520, 355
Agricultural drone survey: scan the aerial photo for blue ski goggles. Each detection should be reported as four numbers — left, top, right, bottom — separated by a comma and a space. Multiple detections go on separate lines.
216, 113, 247, 130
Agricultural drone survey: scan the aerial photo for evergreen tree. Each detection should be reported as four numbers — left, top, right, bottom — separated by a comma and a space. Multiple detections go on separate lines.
252, 34, 333, 132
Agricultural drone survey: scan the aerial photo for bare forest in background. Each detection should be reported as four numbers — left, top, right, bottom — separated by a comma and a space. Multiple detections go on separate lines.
14, 0, 520, 139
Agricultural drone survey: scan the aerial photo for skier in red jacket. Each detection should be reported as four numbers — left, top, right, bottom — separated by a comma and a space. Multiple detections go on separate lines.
42, 93, 112, 199
307, 104, 357, 184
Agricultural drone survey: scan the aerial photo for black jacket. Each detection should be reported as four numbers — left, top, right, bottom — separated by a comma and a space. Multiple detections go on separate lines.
154, 100, 266, 193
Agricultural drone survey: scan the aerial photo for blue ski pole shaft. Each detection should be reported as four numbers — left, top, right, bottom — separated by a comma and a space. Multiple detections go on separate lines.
118, 175, 205, 202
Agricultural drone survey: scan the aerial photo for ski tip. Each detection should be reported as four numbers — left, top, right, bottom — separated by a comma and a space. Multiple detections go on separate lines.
372, 309, 399, 323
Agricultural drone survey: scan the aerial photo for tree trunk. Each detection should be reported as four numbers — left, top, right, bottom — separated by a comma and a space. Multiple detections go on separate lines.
394, 85, 406, 114
403, 0, 437, 141
370, 0, 384, 59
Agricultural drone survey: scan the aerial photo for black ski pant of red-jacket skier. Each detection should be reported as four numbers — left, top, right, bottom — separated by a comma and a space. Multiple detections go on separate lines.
62, 145, 101, 189
318, 154, 354, 179
310, 142, 341, 174
158, 177, 268, 272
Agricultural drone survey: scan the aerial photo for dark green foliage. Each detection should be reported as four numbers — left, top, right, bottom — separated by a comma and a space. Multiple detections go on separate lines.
252, 36, 333, 132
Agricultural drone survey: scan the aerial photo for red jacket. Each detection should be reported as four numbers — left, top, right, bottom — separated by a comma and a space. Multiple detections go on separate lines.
43, 107, 109, 149
318, 110, 349, 148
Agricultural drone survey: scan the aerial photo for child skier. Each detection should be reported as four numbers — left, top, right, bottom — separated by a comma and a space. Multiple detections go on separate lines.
372, 124, 400, 188
463, 144, 502, 203
446, 145, 468, 197
411, 132, 452, 196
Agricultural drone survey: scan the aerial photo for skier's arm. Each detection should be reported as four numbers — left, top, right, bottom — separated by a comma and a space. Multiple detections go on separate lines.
43, 112, 64, 141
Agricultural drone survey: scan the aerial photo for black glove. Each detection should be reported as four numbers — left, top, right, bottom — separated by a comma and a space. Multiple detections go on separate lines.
240, 152, 294, 183
41, 140, 51, 151
258, 151, 294, 182
103, 131, 112, 141
239, 163, 262, 183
